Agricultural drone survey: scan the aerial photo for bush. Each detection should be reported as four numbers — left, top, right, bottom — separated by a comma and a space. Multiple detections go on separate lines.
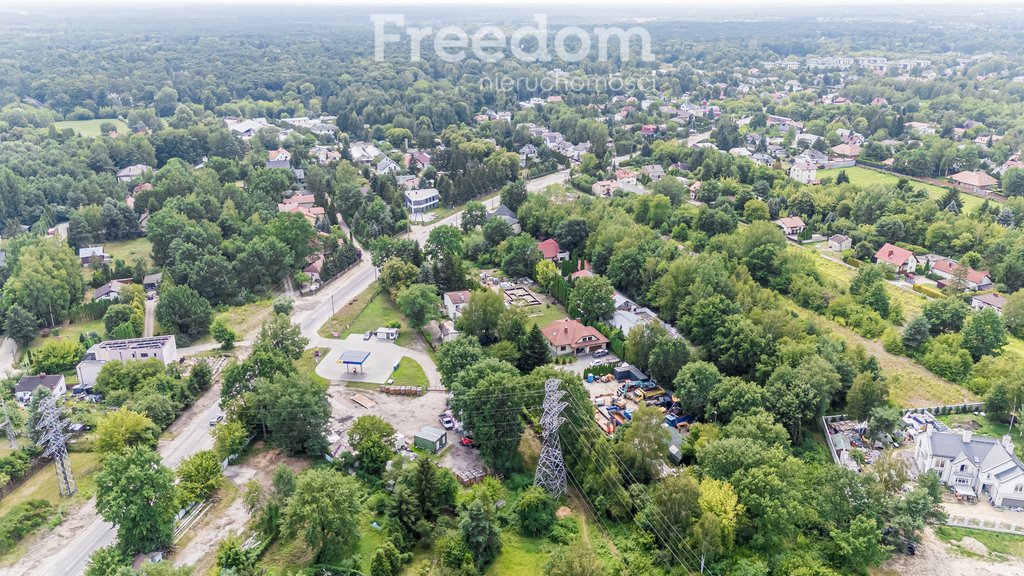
912, 284, 944, 299
513, 486, 556, 537
881, 328, 906, 355
548, 516, 580, 544
0, 500, 55, 554
33, 338, 85, 373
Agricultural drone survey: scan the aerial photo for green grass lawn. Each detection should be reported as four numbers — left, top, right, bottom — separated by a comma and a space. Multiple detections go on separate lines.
319, 283, 414, 346
52, 119, 129, 137
391, 356, 429, 389
805, 248, 930, 319
24, 318, 105, 364
937, 413, 1023, 459
486, 533, 549, 576
0, 451, 102, 516
817, 166, 985, 213
523, 302, 568, 329
296, 348, 330, 388
935, 525, 1024, 559
103, 237, 153, 267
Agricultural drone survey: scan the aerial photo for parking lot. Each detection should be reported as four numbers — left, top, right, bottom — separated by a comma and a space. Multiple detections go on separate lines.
563, 350, 620, 374
324, 384, 484, 476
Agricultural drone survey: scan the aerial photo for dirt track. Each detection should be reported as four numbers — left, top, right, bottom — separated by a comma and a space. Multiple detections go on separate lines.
881, 528, 1024, 576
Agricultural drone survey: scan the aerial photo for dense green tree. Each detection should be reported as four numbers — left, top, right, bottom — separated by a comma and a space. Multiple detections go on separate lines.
648, 338, 690, 388
94, 408, 160, 453
555, 217, 590, 255
460, 498, 502, 570
3, 304, 38, 347
437, 336, 485, 383
32, 338, 84, 374
155, 284, 212, 345
499, 234, 542, 278
922, 297, 970, 335
844, 373, 889, 421
901, 315, 932, 352
95, 446, 178, 554
615, 405, 670, 484
462, 201, 488, 232
396, 284, 440, 329
518, 324, 553, 373
514, 486, 556, 537
176, 450, 223, 504
961, 308, 1007, 360
247, 372, 328, 455
500, 182, 528, 213
283, 468, 364, 561
2, 237, 84, 327
84, 546, 130, 576
349, 415, 396, 476
568, 275, 615, 325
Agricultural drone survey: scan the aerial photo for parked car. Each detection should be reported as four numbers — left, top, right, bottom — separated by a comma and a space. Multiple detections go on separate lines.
439, 413, 455, 429
590, 359, 605, 367
209, 414, 224, 426
593, 349, 610, 358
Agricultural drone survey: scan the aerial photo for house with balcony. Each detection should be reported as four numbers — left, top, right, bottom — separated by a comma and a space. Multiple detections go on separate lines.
915, 428, 1024, 506
541, 318, 609, 357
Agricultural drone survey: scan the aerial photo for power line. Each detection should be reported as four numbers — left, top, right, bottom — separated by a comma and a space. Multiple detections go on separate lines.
534, 378, 568, 498
35, 395, 77, 498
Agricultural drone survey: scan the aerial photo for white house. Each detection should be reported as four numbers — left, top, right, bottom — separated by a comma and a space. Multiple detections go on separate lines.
404, 188, 440, 214
971, 293, 1007, 315
875, 243, 918, 275
828, 234, 852, 252
443, 290, 472, 320
116, 164, 153, 182
915, 428, 1024, 506
93, 279, 132, 302
789, 161, 818, 184
76, 336, 178, 389
266, 148, 291, 169
773, 216, 806, 236
79, 246, 111, 266
15, 374, 67, 404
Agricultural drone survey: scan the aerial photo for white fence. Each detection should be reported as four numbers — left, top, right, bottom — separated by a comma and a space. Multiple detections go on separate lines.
946, 514, 1024, 536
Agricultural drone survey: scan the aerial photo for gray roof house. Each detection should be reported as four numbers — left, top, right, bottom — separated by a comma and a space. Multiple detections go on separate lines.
915, 427, 1024, 506
488, 204, 521, 232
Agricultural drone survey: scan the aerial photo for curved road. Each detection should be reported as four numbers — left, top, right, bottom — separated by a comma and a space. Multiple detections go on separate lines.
23, 167, 572, 576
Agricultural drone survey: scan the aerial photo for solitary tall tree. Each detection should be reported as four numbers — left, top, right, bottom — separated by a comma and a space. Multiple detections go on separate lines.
95, 446, 178, 554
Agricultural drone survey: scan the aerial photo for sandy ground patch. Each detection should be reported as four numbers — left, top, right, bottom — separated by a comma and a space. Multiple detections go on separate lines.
881, 528, 1024, 576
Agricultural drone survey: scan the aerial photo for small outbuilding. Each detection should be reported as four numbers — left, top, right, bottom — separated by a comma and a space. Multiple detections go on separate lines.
374, 327, 399, 341
414, 426, 448, 453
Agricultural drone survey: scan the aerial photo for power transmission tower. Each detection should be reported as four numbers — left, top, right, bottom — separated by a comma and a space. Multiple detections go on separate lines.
35, 395, 76, 497
0, 400, 16, 450
534, 378, 568, 498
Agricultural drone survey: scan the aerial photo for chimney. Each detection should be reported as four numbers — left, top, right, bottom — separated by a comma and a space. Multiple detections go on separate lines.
1003, 435, 1014, 452
962, 430, 973, 444
564, 327, 569, 334
888, 250, 894, 258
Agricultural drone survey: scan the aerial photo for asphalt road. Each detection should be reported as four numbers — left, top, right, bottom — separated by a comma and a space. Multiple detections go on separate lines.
30, 163, 581, 575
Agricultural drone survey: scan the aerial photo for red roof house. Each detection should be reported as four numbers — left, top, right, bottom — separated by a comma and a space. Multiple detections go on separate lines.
541, 318, 609, 356
875, 243, 918, 274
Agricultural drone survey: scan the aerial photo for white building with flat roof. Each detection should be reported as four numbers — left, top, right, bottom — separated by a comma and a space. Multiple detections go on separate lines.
404, 188, 440, 214
76, 336, 178, 388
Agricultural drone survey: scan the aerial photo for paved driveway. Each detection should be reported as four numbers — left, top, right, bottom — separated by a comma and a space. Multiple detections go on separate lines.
313, 333, 441, 387
563, 351, 621, 375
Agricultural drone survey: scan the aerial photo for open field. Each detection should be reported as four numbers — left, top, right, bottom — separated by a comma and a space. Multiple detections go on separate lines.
52, 119, 129, 137
805, 248, 931, 319
935, 525, 1024, 559
103, 237, 153, 267
817, 166, 985, 212
0, 452, 102, 516
319, 283, 414, 346
486, 533, 548, 576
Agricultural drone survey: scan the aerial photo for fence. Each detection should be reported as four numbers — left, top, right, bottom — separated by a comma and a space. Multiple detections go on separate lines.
0, 458, 48, 500
946, 514, 1024, 536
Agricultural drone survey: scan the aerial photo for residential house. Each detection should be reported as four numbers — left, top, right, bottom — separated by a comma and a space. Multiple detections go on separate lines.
541, 318, 609, 357
278, 196, 326, 227
828, 234, 852, 252
395, 175, 421, 190
641, 164, 665, 181
905, 121, 938, 135
928, 258, 993, 292
751, 153, 774, 166
15, 374, 67, 404
610, 292, 676, 337
143, 272, 163, 292
639, 124, 659, 137
949, 171, 999, 193
404, 151, 432, 170
266, 148, 291, 169
76, 336, 179, 389
116, 164, 152, 182
773, 216, 807, 236
79, 246, 111, 266
488, 205, 521, 233
972, 293, 1008, 315
915, 428, 1024, 506
830, 143, 861, 158
443, 290, 472, 320
519, 144, 539, 165
377, 157, 401, 175
93, 279, 132, 302
224, 117, 270, 139
537, 238, 569, 262
592, 180, 619, 197
615, 169, 638, 186
404, 188, 440, 214
439, 320, 460, 342
541, 132, 564, 146
874, 243, 918, 274
688, 181, 702, 200
349, 142, 383, 164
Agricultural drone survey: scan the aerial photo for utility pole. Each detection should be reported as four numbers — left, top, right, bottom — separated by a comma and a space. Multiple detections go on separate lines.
534, 378, 568, 498
35, 395, 76, 497
0, 400, 16, 450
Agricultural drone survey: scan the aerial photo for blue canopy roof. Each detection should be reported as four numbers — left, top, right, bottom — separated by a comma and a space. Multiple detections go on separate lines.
340, 350, 370, 365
